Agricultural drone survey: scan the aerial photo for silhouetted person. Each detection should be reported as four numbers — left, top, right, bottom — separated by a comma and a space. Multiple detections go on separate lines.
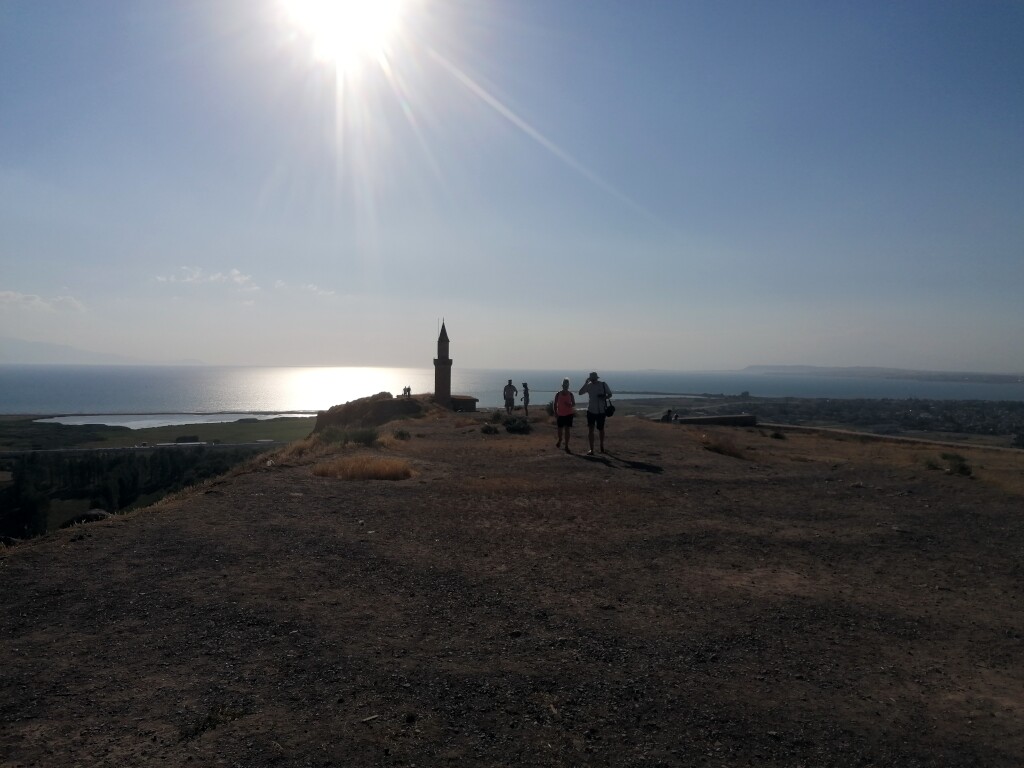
503, 379, 518, 415
522, 382, 530, 417
553, 378, 576, 453
579, 371, 612, 455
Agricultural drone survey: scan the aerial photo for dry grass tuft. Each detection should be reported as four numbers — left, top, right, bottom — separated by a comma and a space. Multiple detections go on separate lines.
270, 428, 386, 464
271, 435, 330, 463
312, 456, 413, 481
374, 435, 400, 450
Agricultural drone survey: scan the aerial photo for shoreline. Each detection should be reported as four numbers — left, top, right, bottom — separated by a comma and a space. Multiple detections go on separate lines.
2, 395, 1021, 451
5, 368, 1024, 414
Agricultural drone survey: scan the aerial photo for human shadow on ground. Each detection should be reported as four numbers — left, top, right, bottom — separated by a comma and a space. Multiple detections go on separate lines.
602, 452, 664, 474
579, 451, 664, 474
580, 453, 615, 468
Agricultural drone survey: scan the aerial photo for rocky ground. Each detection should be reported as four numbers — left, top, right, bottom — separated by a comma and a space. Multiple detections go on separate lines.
2, 407, 1023, 767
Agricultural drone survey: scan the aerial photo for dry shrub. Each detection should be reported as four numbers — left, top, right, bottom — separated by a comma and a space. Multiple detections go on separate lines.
503, 417, 532, 434
941, 452, 973, 477
313, 456, 413, 481
700, 431, 746, 460
271, 435, 330, 463
273, 427, 388, 464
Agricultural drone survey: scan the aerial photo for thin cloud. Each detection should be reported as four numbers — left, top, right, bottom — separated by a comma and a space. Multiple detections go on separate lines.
157, 267, 260, 291
273, 280, 336, 297
302, 283, 335, 297
0, 290, 85, 312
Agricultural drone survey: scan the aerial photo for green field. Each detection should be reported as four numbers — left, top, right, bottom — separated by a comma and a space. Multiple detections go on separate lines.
0, 416, 316, 452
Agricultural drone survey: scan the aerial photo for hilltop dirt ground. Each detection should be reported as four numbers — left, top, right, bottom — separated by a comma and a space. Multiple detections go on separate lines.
2, 407, 1023, 767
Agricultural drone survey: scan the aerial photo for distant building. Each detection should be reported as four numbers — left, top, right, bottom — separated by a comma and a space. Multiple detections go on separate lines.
433, 321, 477, 411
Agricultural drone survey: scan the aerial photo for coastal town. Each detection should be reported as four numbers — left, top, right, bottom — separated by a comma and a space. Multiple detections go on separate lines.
659, 395, 1024, 447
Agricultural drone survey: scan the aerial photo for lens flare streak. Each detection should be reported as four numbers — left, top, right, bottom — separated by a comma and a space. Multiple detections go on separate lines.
427, 48, 668, 228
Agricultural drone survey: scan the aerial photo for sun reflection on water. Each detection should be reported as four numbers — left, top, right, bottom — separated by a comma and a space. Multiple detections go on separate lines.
279, 367, 434, 411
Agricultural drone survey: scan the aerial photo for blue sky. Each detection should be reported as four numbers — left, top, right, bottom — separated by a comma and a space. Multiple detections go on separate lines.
2, 0, 1022, 372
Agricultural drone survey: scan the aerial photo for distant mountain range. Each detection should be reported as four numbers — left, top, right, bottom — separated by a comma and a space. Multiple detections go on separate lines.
744, 365, 1023, 384
0, 337, 203, 366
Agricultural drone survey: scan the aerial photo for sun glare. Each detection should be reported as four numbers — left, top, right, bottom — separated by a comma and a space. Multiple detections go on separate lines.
284, 0, 405, 74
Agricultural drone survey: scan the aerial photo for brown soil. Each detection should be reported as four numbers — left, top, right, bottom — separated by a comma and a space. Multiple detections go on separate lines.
2, 410, 1023, 767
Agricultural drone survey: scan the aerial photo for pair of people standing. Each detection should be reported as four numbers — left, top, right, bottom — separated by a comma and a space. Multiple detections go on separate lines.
554, 372, 612, 455
503, 380, 532, 416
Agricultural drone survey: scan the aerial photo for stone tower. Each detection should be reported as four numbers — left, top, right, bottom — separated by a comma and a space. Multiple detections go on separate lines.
433, 321, 452, 408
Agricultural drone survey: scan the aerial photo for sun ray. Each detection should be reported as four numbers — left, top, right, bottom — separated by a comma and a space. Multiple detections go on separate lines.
426, 48, 670, 229
279, 2, 669, 233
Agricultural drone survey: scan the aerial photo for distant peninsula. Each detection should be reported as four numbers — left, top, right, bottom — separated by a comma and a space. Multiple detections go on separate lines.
744, 365, 1023, 385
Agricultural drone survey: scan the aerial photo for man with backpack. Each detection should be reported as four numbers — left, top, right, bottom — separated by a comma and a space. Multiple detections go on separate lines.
579, 372, 613, 455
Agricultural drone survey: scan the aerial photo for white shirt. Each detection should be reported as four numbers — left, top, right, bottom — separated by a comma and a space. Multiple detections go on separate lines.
578, 379, 612, 413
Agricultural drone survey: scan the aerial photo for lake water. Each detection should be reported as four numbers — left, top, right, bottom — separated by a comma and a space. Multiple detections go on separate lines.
2, 365, 1023, 428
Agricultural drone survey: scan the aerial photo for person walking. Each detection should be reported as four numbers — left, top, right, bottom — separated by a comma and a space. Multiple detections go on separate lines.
579, 371, 612, 455
503, 379, 518, 415
553, 378, 575, 453
521, 382, 530, 417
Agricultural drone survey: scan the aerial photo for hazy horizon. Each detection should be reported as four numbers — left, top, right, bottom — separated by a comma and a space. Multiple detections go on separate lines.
3, 2, 1022, 373
2, 336, 1022, 378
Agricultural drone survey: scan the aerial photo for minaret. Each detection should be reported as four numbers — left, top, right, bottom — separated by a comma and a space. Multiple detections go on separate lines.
433, 321, 452, 408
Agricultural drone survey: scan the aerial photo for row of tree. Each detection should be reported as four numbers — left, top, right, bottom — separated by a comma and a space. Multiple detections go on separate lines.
0, 445, 265, 541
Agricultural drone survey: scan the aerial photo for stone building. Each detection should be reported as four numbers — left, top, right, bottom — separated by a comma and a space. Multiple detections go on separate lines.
433, 322, 477, 412
433, 321, 452, 408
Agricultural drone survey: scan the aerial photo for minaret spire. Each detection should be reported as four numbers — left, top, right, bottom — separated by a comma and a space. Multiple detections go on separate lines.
433, 320, 452, 408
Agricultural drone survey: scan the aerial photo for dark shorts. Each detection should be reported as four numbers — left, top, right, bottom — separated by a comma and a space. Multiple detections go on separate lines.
504, 398, 514, 409
556, 414, 574, 428
586, 411, 607, 429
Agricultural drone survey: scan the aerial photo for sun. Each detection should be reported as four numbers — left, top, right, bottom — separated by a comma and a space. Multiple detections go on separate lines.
284, 0, 406, 75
